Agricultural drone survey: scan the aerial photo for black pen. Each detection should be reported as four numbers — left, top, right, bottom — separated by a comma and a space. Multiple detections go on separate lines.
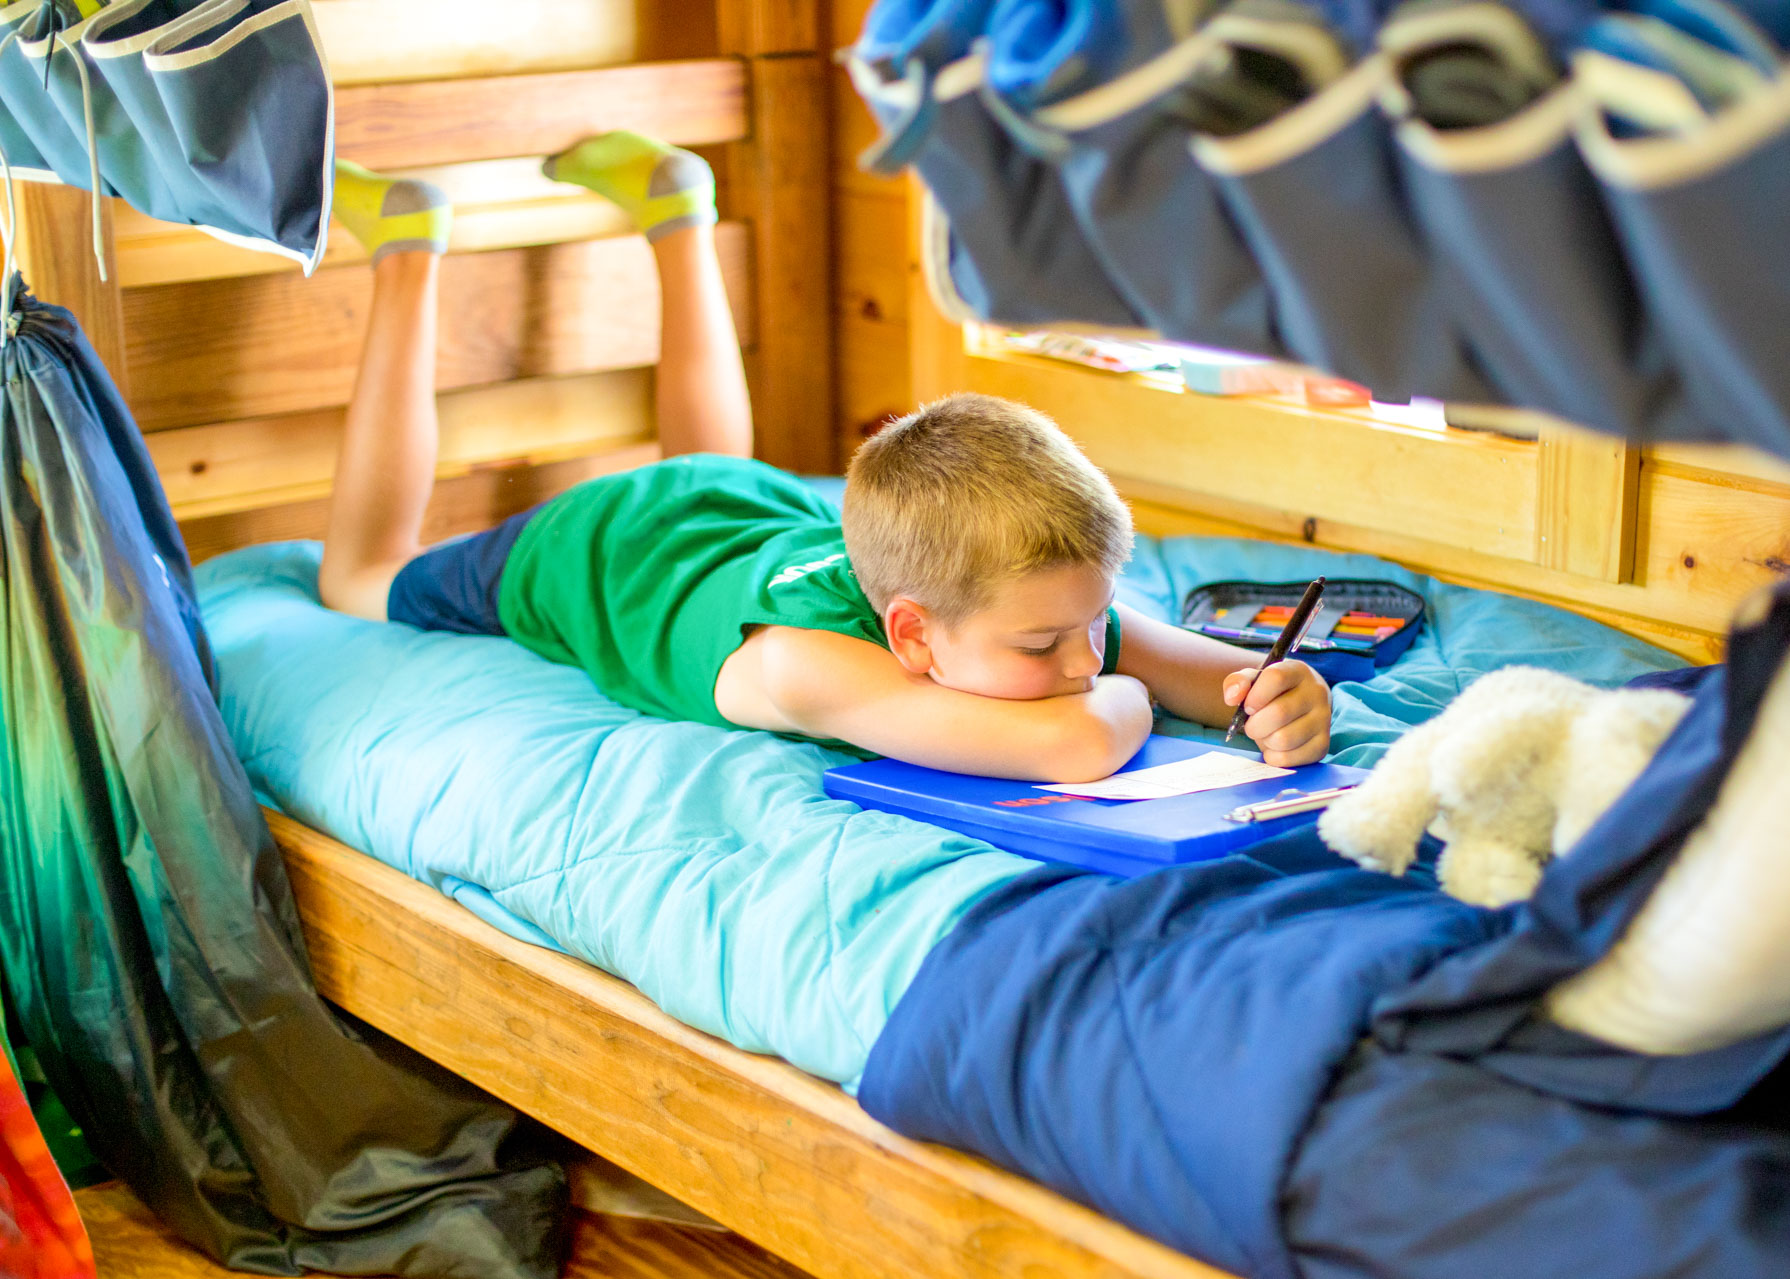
1224, 576, 1325, 745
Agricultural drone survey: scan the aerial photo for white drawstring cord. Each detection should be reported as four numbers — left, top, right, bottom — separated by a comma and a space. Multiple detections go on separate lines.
56, 22, 106, 283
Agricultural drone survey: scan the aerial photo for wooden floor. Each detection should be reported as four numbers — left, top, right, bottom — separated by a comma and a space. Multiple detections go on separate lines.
77, 1181, 812, 1279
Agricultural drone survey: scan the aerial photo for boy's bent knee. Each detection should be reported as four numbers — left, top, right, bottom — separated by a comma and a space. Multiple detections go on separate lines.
318, 554, 404, 621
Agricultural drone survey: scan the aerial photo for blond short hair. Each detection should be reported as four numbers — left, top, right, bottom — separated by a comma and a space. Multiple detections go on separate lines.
842, 393, 1133, 625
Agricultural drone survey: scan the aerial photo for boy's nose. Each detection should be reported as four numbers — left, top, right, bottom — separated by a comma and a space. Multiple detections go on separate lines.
1063, 637, 1103, 681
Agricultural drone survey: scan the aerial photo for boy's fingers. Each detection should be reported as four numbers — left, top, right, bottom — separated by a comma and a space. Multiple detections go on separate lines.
1247, 667, 1281, 708
1261, 707, 1330, 766
1262, 704, 1327, 754
1223, 669, 1257, 707
1243, 693, 1300, 745
1244, 662, 1299, 713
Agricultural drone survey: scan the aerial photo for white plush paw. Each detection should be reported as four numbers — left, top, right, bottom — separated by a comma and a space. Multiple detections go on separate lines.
1317, 797, 1419, 876
1437, 838, 1547, 907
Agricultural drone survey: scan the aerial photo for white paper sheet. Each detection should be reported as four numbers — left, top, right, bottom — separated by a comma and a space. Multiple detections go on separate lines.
1038, 751, 1293, 801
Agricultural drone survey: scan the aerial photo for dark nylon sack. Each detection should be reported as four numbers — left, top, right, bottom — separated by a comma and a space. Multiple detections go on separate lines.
0, 285, 566, 1277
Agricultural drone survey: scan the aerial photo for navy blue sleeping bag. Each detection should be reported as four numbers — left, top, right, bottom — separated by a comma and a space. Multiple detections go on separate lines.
860, 580, 1790, 1278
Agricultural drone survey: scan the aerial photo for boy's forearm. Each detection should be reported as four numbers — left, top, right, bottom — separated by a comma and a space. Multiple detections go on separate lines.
1114, 603, 1260, 726
753, 629, 1153, 781
823, 679, 1152, 781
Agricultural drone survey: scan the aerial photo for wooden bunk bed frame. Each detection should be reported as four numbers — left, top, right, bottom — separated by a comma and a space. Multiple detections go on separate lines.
27, 1, 1781, 1270
10, 4, 1235, 1276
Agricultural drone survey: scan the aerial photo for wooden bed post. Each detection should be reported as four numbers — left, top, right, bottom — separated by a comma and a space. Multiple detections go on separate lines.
718, 0, 837, 474
1535, 420, 1640, 584
10, 184, 129, 396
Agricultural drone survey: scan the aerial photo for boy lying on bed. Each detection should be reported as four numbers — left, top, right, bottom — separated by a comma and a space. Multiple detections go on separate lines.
316, 136, 1330, 782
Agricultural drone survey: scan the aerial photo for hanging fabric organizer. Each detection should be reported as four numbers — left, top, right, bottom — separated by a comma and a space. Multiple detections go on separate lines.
853, 0, 1790, 457
850, 1, 1147, 329
0, 0, 332, 270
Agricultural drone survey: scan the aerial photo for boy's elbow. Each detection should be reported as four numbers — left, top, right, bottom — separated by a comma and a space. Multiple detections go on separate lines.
1038, 705, 1148, 783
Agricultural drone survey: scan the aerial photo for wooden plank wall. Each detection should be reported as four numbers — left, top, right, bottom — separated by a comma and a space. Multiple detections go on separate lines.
115, 0, 721, 558
912, 306, 1790, 662
2, 0, 838, 561
829, 0, 914, 463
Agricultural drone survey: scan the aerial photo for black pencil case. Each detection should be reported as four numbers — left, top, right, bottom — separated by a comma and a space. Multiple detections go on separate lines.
1179, 578, 1427, 685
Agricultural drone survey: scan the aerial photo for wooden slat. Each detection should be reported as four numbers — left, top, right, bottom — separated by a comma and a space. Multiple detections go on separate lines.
11, 183, 128, 391
1119, 447, 1790, 661
149, 370, 652, 520
566, 1210, 814, 1279
1535, 421, 1640, 582
723, 53, 837, 473
271, 815, 1232, 1279
115, 192, 633, 288
836, 306, 911, 462
77, 1179, 813, 1279
835, 184, 912, 457
836, 186, 909, 331
336, 61, 748, 172
718, 0, 823, 55
1645, 441, 1790, 488
1633, 460, 1790, 631
1124, 482, 1732, 664
177, 447, 657, 564
966, 348, 1541, 562
315, 0, 640, 87
123, 225, 751, 432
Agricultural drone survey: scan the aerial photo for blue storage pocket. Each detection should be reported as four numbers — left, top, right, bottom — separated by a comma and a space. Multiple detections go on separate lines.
1577, 69, 1790, 454
0, 0, 332, 268
1382, 5, 1690, 439
850, 16, 1143, 329
1194, 46, 1495, 402
1040, 35, 1284, 353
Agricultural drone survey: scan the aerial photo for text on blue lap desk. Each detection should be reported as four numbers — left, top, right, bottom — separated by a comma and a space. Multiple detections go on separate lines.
823, 735, 1368, 877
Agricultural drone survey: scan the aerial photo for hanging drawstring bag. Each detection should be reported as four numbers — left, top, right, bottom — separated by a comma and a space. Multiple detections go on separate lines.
980, 0, 1282, 354
0, 0, 330, 272
1381, 0, 1691, 439
0, 47, 562, 1263
0, 274, 570, 1277
849, 0, 1143, 328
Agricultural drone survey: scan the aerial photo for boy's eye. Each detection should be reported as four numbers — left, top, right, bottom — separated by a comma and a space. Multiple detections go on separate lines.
1017, 640, 1059, 658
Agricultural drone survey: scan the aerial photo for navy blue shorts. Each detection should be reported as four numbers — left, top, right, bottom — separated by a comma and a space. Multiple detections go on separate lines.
385, 504, 542, 635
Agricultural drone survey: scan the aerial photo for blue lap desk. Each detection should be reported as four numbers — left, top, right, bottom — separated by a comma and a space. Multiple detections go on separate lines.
823, 735, 1368, 877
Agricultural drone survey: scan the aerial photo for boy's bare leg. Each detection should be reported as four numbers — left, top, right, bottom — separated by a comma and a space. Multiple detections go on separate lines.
544, 131, 752, 458
317, 162, 453, 618
318, 252, 441, 619
651, 223, 752, 458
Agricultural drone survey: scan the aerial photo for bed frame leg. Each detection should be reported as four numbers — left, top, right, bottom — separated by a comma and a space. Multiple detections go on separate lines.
719, 0, 836, 475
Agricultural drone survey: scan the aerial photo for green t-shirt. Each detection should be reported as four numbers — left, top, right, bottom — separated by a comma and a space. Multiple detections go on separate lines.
498, 455, 884, 726
497, 455, 1122, 728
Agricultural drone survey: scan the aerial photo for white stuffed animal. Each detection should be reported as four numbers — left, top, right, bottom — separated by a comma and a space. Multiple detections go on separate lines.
1318, 667, 1691, 907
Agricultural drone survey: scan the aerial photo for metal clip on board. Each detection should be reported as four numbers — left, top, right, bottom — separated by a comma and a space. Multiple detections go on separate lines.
1223, 784, 1358, 823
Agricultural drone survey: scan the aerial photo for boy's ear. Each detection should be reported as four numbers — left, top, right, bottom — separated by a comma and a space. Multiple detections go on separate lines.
883, 597, 935, 675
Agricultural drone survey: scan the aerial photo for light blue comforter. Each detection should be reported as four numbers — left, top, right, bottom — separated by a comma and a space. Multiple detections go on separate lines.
195, 528, 1680, 1088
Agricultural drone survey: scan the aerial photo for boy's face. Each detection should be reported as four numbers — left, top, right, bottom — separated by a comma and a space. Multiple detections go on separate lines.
889, 562, 1116, 701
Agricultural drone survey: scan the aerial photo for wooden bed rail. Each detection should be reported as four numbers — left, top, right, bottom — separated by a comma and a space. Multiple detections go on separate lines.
270, 812, 1233, 1279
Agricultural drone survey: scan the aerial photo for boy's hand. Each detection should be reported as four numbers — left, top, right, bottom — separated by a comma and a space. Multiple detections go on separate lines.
1222, 660, 1330, 766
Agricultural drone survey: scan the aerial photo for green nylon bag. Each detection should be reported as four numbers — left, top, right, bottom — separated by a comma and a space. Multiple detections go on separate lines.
0, 283, 565, 1275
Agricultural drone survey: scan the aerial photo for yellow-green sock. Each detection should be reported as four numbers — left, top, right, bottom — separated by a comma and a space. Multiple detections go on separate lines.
333, 160, 452, 264
542, 131, 716, 242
